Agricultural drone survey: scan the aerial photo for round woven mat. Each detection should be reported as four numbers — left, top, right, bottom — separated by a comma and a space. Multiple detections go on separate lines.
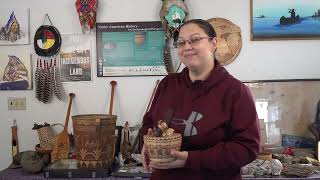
207, 18, 242, 66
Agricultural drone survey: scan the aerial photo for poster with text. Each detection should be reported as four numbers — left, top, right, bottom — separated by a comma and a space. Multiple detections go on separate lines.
60, 34, 92, 82
96, 21, 167, 76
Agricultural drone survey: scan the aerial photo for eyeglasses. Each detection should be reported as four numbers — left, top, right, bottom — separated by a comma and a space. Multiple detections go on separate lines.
174, 37, 213, 48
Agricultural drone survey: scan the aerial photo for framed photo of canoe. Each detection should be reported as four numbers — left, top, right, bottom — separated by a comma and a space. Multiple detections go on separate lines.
96, 21, 167, 77
250, 0, 320, 40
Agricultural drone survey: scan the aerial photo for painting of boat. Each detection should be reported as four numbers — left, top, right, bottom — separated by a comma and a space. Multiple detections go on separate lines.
280, 9, 300, 25
250, 0, 320, 40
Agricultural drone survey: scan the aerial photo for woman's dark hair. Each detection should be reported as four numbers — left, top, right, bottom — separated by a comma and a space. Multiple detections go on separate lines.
179, 19, 216, 38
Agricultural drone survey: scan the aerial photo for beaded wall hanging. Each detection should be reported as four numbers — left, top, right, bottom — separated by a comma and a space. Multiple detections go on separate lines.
75, 0, 97, 33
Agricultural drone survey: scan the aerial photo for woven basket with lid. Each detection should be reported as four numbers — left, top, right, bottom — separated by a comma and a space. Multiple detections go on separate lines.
144, 133, 182, 162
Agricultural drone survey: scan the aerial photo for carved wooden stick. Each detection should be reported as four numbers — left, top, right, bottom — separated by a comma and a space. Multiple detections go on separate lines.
109, 81, 117, 115
11, 120, 19, 159
64, 93, 75, 131
145, 79, 160, 113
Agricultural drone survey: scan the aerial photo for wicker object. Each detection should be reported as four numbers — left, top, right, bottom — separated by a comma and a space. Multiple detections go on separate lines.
37, 126, 55, 149
73, 114, 117, 169
36, 123, 63, 149
207, 18, 242, 66
144, 133, 182, 162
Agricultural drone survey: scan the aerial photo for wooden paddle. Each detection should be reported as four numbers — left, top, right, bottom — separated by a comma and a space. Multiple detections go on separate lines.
51, 93, 75, 162
109, 81, 117, 115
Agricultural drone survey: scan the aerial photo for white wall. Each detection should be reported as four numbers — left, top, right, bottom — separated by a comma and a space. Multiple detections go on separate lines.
0, 0, 320, 170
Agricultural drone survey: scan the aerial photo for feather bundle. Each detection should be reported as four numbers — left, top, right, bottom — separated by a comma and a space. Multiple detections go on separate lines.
35, 57, 65, 103
164, 41, 174, 74
52, 58, 65, 101
35, 59, 42, 101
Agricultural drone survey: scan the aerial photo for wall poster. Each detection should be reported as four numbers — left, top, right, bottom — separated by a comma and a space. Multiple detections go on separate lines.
0, 53, 32, 90
59, 34, 92, 82
96, 21, 167, 76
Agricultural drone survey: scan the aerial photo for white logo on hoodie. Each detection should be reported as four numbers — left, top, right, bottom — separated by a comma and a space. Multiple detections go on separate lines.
171, 111, 203, 136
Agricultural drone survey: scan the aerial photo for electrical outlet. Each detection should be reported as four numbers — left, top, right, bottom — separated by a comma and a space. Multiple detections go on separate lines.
8, 97, 26, 111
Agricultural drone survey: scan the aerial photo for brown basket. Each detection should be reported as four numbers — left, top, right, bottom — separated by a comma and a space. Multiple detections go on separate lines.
144, 133, 182, 162
36, 124, 63, 149
73, 114, 117, 169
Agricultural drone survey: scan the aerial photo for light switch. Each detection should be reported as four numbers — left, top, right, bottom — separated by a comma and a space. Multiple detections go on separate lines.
8, 97, 26, 110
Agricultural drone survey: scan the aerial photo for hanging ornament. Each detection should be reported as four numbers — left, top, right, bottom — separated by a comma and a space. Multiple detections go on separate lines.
34, 14, 64, 103
159, 0, 189, 74
75, 0, 97, 33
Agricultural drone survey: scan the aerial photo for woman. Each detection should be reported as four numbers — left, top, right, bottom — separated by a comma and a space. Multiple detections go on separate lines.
141, 19, 260, 180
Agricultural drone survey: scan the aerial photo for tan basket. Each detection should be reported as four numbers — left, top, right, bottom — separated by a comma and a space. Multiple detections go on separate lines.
144, 133, 182, 162
36, 123, 63, 149
72, 114, 117, 169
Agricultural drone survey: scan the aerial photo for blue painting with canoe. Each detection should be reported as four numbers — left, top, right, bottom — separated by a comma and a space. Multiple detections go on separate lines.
251, 0, 320, 40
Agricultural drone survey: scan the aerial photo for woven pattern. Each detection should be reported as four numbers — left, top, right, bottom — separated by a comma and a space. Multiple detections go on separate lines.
144, 133, 182, 162
73, 114, 117, 169
37, 126, 55, 149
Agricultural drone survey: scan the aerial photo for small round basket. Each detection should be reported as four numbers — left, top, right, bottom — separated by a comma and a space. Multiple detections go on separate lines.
144, 133, 182, 162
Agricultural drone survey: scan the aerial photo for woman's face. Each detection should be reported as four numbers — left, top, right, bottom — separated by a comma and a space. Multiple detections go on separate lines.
177, 23, 217, 71
10, 21, 19, 33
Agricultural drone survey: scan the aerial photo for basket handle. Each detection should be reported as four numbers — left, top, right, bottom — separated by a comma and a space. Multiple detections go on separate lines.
50, 123, 64, 128
50, 123, 64, 135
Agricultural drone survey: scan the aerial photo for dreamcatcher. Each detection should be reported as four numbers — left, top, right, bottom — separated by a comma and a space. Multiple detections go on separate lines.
75, 0, 97, 33
159, 0, 189, 73
34, 14, 64, 103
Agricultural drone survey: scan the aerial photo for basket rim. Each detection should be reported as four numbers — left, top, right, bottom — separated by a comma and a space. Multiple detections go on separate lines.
144, 133, 181, 140
72, 114, 117, 118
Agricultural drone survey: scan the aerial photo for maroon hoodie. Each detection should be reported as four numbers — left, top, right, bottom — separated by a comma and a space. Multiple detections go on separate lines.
142, 60, 260, 180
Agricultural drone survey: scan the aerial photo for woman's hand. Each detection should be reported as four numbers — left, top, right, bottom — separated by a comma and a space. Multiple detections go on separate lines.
141, 128, 153, 172
149, 150, 188, 170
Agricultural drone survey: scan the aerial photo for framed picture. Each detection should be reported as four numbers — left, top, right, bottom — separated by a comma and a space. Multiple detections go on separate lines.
96, 21, 167, 77
0, 53, 32, 90
0, 8, 30, 45
60, 34, 92, 82
250, 0, 320, 40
